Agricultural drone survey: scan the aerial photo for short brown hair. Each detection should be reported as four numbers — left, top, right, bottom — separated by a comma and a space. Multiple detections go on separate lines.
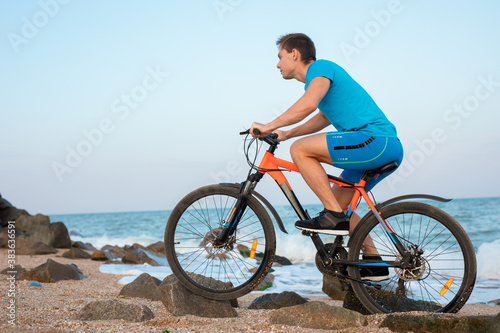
276, 33, 316, 64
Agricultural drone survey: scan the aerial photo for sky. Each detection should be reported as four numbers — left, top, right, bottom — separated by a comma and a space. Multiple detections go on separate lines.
1, 0, 500, 215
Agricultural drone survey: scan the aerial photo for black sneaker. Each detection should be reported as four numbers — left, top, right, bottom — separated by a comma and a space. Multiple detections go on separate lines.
360, 255, 390, 281
295, 209, 349, 235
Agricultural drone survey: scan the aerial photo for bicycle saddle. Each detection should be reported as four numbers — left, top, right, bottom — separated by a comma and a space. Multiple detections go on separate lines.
362, 161, 399, 181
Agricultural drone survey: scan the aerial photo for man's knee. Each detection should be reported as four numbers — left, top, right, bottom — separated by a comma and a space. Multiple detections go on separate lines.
290, 140, 305, 161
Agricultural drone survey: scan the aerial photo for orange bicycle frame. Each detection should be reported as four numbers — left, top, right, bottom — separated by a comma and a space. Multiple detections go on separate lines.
256, 150, 400, 248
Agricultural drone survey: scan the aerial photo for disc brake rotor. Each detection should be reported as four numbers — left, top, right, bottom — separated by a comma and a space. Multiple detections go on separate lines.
394, 254, 428, 281
199, 228, 233, 260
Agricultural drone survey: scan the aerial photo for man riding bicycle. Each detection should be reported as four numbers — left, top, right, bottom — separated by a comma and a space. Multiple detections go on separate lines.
250, 33, 404, 281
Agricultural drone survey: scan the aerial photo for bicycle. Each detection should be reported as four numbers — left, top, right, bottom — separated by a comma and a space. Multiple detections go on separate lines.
164, 130, 476, 314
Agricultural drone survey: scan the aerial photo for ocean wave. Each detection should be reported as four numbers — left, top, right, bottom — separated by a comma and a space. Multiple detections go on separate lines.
477, 238, 500, 280
71, 233, 162, 250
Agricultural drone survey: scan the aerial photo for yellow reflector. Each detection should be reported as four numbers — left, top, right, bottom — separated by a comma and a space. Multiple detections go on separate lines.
250, 240, 258, 259
440, 278, 454, 296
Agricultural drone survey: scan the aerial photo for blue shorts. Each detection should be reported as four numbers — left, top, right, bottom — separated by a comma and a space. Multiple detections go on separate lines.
326, 131, 404, 191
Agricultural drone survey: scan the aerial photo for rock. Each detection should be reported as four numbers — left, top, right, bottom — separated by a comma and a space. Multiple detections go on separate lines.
343, 285, 441, 314
249, 291, 308, 309
146, 241, 165, 254
119, 273, 162, 300
21, 221, 71, 248
72, 241, 96, 251
323, 275, 348, 301
91, 250, 118, 261
253, 274, 274, 291
124, 243, 147, 251
342, 286, 371, 315
269, 301, 367, 330
77, 299, 154, 322
48, 222, 72, 248
103, 250, 119, 260
274, 254, 292, 266
122, 248, 160, 266
237, 244, 251, 257
62, 247, 92, 259
1, 265, 27, 279
15, 214, 50, 232
0, 195, 29, 227
491, 312, 500, 333
15, 238, 57, 255
158, 281, 236, 318
156, 276, 237, 318
101, 245, 127, 258
91, 250, 109, 261
28, 281, 43, 287
18, 259, 85, 283
380, 313, 495, 333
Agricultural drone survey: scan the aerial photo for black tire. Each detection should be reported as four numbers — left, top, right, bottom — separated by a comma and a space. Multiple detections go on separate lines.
348, 202, 476, 314
164, 184, 276, 300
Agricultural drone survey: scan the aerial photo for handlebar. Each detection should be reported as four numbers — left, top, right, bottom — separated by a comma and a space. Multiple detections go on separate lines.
239, 129, 263, 136
240, 129, 279, 148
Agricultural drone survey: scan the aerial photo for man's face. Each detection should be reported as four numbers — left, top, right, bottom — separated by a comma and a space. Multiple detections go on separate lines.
277, 47, 296, 80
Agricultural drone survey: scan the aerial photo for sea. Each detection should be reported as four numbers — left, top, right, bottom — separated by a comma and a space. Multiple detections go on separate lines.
50, 197, 500, 304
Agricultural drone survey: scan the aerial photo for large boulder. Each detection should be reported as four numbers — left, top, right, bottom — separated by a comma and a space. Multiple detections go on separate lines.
77, 299, 154, 322
119, 273, 162, 300
342, 286, 370, 315
0, 196, 70, 249
380, 313, 495, 333
20, 221, 71, 248
249, 291, 308, 309
15, 238, 57, 255
490, 312, 500, 333
270, 301, 367, 330
18, 259, 85, 283
15, 214, 50, 232
323, 275, 348, 301
156, 274, 237, 318
0, 195, 29, 227
343, 286, 442, 314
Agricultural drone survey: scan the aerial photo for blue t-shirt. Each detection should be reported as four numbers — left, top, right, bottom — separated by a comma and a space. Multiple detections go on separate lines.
305, 59, 397, 137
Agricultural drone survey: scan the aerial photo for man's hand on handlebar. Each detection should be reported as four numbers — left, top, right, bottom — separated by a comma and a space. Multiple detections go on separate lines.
250, 122, 269, 138
247, 122, 288, 142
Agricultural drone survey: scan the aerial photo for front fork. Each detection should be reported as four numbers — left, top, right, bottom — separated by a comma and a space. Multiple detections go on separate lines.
215, 173, 263, 245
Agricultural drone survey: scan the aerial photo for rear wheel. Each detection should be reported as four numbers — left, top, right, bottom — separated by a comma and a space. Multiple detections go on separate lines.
164, 184, 276, 300
348, 202, 476, 314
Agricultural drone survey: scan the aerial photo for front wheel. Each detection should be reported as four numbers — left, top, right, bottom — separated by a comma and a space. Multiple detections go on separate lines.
348, 201, 476, 314
164, 184, 276, 300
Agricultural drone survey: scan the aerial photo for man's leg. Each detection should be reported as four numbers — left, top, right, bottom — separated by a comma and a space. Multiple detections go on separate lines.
332, 185, 379, 256
290, 133, 343, 212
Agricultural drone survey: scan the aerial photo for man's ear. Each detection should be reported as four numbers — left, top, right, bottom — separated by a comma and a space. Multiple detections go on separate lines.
292, 48, 301, 62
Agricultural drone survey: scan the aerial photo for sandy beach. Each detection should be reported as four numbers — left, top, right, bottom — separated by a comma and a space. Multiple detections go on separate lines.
1, 249, 499, 332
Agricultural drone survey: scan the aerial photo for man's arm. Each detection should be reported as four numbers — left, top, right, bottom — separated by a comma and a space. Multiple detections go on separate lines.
279, 111, 331, 141
252, 76, 331, 136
